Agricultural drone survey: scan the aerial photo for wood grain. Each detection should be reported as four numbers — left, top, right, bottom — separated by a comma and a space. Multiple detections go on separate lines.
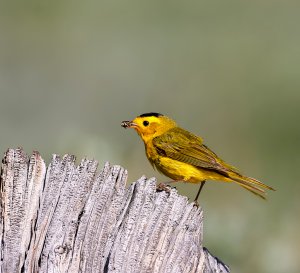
0, 148, 229, 273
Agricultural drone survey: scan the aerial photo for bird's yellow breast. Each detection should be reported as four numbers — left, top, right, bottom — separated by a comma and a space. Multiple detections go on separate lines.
144, 141, 229, 183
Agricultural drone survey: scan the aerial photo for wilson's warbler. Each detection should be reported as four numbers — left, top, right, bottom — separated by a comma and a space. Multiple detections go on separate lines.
121, 112, 274, 202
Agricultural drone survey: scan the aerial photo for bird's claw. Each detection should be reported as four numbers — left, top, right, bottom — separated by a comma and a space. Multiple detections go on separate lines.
156, 182, 171, 193
193, 200, 200, 207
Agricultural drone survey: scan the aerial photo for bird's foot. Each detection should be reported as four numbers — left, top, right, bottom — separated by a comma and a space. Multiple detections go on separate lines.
193, 200, 200, 207
156, 182, 171, 193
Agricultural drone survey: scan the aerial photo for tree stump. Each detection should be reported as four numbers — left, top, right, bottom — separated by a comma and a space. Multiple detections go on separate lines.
0, 148, 229, 273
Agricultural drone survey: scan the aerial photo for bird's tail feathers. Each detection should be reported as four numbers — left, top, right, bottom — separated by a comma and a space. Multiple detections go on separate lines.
229, 172, 275, 200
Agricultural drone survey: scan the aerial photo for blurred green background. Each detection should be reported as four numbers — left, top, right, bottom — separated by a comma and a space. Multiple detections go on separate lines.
1, 0, 299, 272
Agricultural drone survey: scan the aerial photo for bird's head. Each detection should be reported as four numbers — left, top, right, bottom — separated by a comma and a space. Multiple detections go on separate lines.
121, 112, 177, 143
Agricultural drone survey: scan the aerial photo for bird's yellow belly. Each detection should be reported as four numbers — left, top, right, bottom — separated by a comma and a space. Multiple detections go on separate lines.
155, 157, 230, 183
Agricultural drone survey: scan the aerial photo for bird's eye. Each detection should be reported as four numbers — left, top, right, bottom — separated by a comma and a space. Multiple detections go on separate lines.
143, 120, 149, 126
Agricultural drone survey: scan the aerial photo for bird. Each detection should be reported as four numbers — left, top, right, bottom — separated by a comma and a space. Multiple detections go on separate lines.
121, 112, 274, 203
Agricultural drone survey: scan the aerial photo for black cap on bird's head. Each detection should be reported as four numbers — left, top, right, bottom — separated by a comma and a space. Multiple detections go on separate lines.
139, 112, 163, 118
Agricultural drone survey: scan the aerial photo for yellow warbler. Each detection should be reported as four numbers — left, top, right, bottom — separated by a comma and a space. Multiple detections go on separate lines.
121, 112, 274, 202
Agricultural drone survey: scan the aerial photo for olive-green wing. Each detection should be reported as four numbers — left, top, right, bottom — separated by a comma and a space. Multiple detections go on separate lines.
152, 127, 230, 172
153, 128, 274, 198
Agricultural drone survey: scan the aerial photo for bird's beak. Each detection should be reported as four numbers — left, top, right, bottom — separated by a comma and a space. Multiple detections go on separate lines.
121, 120, 137, 129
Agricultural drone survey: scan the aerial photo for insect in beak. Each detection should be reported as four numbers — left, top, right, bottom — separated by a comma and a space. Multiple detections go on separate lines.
121, 121, 137, 128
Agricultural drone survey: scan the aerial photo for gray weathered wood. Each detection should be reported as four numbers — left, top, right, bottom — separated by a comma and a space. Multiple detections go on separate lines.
0, 148, 229, 273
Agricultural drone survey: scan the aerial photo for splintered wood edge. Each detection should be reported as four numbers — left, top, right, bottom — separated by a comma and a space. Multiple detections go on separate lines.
0, 148, 230, 273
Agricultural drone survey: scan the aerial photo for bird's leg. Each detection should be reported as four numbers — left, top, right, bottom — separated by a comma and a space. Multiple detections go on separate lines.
156, 182, 171, 193
156, 180, 181, 193
194, 180, 206, 206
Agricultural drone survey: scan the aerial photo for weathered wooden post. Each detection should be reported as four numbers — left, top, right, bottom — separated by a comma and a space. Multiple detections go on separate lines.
0, 148, 229, 273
